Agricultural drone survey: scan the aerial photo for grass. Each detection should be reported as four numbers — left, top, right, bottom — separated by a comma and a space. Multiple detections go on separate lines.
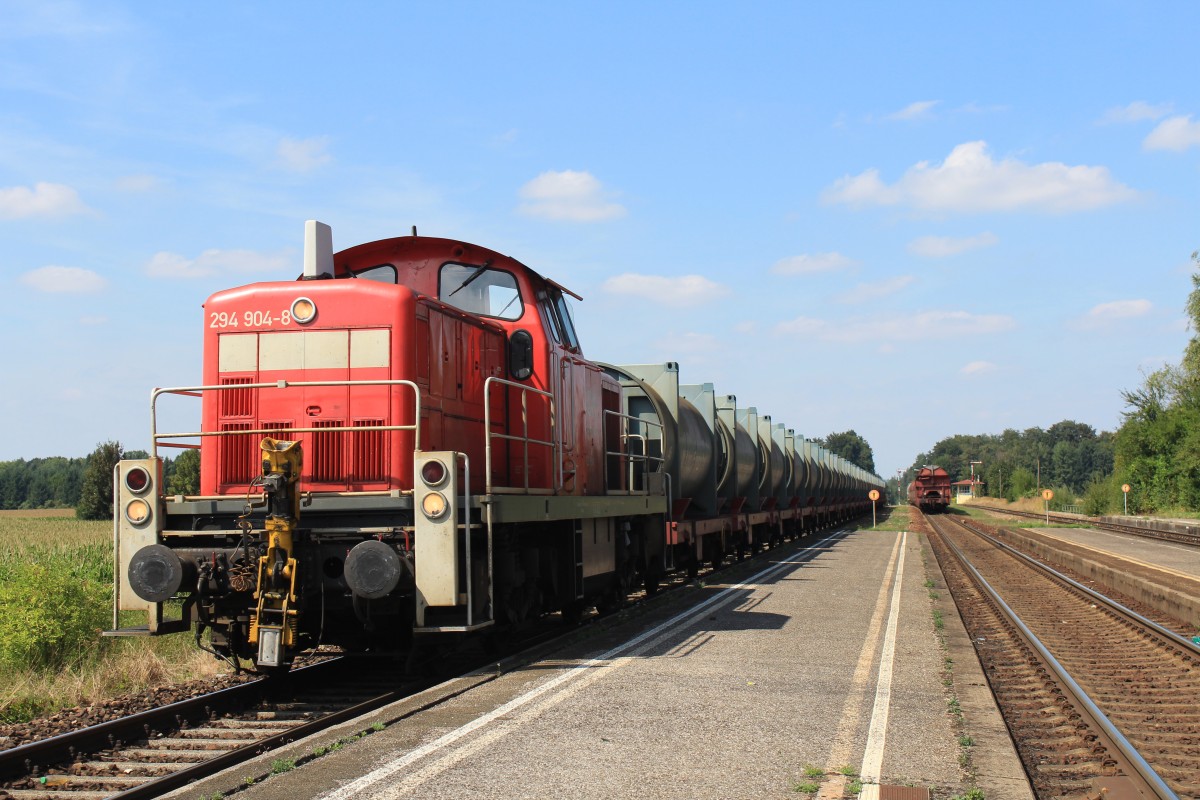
793, 782, 820, 794
858, 504, 912, 532
0, 511, 225, 723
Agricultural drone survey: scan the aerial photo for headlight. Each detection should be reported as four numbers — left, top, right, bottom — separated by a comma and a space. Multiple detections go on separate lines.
124, 466, 151, 494
291, 297, 316, 324
125, 498, 152, 525
421, 491, 448, 519
421, 459, 448, 487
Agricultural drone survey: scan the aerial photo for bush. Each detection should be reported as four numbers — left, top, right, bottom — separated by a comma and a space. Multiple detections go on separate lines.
0, 562, 110, 670
1082, 475, 1119, 516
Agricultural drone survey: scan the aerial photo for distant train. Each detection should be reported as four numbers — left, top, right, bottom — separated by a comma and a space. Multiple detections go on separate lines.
109, 221, 885, 672
907, 466, 951, 512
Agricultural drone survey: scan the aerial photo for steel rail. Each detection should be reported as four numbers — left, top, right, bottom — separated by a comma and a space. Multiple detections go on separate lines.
969, 502, 1200, 547
958, 518, 1200, 657
932, 516, 1179, 800
0, 659, 342, 784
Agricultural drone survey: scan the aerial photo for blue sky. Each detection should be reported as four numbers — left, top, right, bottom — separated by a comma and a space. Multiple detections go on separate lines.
3, 1, 1199, 480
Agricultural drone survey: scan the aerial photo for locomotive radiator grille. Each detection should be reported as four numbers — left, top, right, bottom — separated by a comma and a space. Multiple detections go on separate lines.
311, 420, 344, 483
219, 377, 255, 417
352, 419, 387, 482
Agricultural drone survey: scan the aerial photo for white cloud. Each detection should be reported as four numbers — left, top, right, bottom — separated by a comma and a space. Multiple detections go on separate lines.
518, 170, 626, 222
277, 136, 332, 172
115, 174, 161, 192
771, 252, 858, 276
0, 182, 88, 219
21, 265, 107, 293
887, 100, 938, 121
1073, 299, 1153, 329
1101, 101, 1172, 124
774, 310, 1015, 343
1143, 115, 1200, 152
602, 273, 729, 307
821, 141, 1137, 213
960, 360, 998, 376
836, 275, 915, 304
146, 248, 293, 279
908, 232, 999, 257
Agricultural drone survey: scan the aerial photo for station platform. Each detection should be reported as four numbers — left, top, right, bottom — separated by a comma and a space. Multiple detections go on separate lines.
986, 521, 1200, 630
171, 522, 1033, 800
1009, 522, 1200, 576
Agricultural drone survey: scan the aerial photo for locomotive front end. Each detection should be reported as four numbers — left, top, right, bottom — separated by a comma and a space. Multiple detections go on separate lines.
111, 226, 436, 669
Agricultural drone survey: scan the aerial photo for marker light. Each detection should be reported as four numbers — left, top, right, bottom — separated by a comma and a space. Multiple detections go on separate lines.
291, 297, 316, 324
124, 466, 152, 494
421, 492, 448, 519
421, 459, 448, 487
125, 498, 152, 525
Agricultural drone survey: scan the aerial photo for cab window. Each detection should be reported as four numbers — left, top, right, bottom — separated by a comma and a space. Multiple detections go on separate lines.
539, 296, 561, 343
352, 264, 397, 283
550, 288, 580, 351
438, 263, 524, 320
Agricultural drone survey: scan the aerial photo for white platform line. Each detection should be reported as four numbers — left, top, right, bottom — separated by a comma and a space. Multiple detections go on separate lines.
817, 532, 904, 800
860, 530, 907, 782
320, 530, 849, 799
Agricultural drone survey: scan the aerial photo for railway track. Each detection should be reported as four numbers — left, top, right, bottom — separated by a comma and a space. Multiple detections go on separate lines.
923, 511, 1200, 799
970, 503, 1200, 547
0, 517, 855, 800
0, 656, 438, 799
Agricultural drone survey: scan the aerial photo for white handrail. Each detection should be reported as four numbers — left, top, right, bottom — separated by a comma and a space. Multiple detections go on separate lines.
149, 379, 422, 457
483, 377, 557, 494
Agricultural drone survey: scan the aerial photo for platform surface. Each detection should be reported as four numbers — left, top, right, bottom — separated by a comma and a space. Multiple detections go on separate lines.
174, 525, 1032, 800
1014, 523, 1200, 578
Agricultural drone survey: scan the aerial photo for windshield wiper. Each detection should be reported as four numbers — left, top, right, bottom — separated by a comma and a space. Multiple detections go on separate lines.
447, 261, 491, 297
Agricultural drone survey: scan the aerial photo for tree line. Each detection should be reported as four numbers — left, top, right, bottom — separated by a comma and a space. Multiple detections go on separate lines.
0, 443, 199, 519
902, 422, 1115, 504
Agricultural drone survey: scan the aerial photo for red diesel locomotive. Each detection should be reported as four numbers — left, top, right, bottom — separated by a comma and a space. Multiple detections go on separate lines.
907, 466, 951, 512
111, 221, 884, 670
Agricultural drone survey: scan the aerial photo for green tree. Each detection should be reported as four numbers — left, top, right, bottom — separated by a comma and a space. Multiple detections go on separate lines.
1112, 252, 1200, 512
167, 449, 201, 495
76, 441, 124, 520
820, 430, 876, 474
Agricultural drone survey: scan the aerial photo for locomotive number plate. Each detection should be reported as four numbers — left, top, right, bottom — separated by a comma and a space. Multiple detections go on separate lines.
210, 309, 295, 328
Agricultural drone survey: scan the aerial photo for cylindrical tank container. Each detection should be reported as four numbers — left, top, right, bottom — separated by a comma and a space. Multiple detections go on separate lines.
602, 363, 720, 516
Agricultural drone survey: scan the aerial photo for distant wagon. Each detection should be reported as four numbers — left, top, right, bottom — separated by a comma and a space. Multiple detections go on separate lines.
907, 466, 951, 513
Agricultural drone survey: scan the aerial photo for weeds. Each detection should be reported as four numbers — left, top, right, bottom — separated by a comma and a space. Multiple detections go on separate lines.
950, 790, 986, 800
932, 609, 944, 630
794, 782, 820, 794
0, 512, 226, 724
270, 758, 296, 774
803, 765, 824, 779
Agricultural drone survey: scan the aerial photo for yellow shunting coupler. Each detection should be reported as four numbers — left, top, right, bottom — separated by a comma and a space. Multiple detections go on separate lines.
249, 437, 302, 668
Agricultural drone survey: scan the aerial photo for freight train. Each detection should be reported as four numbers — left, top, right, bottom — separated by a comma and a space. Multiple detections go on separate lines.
110, 221, 885, 671
907, 466, 951, 512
